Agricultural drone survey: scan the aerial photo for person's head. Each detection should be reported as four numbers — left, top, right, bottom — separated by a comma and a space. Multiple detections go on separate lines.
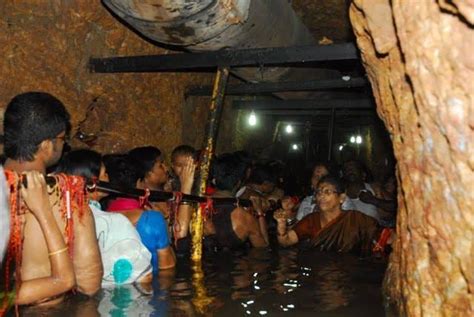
55, 149, 108, 199
171, 145, 196, 176
3, 92, 70, 167
310, 162, 331, 190
128, 146, 167, 190
103, 154, 140, 189
315, 175, 346, 213
342, 160, 366, 183
246, 164, 276, 194
212, 153, 248, 192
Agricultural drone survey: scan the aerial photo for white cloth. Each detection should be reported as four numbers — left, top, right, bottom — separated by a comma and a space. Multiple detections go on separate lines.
296, 195, 315, 221
342, 183, 380, 221
0, 167, 10, 264
89, 200, 152, 286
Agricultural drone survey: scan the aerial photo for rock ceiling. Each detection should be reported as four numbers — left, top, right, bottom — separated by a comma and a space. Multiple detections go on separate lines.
292, 0, 354, 43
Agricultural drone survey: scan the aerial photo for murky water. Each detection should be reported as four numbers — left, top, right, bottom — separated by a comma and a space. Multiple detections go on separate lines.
11, 247, 387, 316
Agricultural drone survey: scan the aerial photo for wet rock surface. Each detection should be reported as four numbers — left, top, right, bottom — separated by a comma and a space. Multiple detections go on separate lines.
0, 1, 213, 155
350, 0, 473, 315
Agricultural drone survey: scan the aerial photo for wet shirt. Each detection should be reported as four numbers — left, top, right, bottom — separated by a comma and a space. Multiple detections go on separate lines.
136, 211, 170, 273
89, 200, 152, 286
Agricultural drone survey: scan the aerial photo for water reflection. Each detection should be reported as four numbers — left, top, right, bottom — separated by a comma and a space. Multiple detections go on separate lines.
13, 248, 386, 316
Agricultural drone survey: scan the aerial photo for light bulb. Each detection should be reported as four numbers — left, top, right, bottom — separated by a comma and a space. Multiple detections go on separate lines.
248, 111, 257, 126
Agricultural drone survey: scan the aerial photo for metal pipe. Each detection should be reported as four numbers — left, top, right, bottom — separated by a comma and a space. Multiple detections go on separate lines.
102, 0, 341, 85
191, 67, 229, 262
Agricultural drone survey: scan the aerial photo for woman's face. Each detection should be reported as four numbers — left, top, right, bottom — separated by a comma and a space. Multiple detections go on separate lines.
316, 182, 344, 213
146, 159, 169, 189
311, 165, 329, 190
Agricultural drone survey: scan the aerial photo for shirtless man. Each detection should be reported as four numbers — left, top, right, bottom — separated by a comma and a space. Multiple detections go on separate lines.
3, 92, 102, 304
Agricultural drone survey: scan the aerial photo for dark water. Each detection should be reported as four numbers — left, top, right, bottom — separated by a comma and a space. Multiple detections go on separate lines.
13, 248, 387, 317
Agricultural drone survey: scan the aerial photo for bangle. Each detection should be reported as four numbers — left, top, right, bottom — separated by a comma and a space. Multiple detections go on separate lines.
48, 246, 68, 257
256, 212, 265, 218
178, 201, 192, 206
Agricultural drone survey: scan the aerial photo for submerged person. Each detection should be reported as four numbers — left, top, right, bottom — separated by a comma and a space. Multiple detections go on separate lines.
105, 155, 183, 273
169, 144, 197, 192
1, 171, 75, 309
128, 146, 196, 257
296, 162, 331, 221
341, 160, 383, 223
2, 92, 102, 304
204, 154, 269, 251
55, 149, 153, 286
274, 176, 378, 255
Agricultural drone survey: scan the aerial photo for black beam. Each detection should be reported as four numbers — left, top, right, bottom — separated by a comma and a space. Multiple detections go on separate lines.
258, 110, 375, 116
90, 43, 358, 73
186, 77, 368, 95
233, 98, 374, 110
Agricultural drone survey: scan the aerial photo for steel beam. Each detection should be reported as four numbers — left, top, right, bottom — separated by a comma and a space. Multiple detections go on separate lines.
186, 77, 368, 96
89, 43, 358, 73
233, 98, 373, 110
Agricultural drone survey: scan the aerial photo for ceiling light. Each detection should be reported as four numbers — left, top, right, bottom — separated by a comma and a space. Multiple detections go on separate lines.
248, 111, 257, 126
285, 124, 293, 134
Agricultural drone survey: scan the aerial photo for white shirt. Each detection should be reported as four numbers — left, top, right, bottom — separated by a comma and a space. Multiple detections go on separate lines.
89, 200, 152, 286
342, 183, 380, 221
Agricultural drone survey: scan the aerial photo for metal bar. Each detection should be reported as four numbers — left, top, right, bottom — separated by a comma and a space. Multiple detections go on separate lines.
256, 110, 375, 116
89, 43, 358, 73
187, 77, 368, 96
327, 108, 336, 161
191, 67, 230, 262
233, 98, 373, 110
37, 177, 253, 207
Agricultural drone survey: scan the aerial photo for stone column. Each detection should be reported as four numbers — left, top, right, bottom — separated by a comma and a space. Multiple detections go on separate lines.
350, 0, 473, 315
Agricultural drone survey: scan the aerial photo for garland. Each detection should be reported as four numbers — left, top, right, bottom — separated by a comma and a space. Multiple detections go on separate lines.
1, 170, 87, 313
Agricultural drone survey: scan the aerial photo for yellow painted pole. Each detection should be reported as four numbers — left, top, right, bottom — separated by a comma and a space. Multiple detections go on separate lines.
191, 66, 230, 262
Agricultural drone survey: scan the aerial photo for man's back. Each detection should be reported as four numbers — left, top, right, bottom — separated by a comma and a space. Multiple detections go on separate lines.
6, 172, 103, 298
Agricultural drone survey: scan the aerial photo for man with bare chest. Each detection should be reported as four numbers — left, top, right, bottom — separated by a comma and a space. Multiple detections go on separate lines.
2, 92, 102, 306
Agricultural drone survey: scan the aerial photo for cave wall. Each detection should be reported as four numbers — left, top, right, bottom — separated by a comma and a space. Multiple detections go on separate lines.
0, 1, 213, 157
350, 0, 473, 315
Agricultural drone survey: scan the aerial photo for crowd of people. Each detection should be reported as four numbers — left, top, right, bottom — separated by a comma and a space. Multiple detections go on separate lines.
0, 92, 397, 311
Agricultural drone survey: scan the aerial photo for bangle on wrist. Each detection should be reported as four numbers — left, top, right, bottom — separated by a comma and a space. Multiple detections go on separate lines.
48, 246, 68, 257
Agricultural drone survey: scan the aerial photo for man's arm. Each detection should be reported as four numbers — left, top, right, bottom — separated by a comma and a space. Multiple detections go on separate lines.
17, 172, 75, 305
72, 205, 103, 296
245, 209, 269, 248
157, 246, 176, 270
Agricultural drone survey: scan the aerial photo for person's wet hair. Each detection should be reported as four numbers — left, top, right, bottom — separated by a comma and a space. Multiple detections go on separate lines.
55, 149, 102, 181
212, 153, 248, 191
128, 146, 162, 181
171, 145, 196, 162
3, 92, 70, 161
103, 154, 139, 189
246, 164, 276, 185
318, 175, 345, 194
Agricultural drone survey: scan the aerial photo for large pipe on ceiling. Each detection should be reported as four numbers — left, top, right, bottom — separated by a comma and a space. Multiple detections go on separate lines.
102, 0, 340, 84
